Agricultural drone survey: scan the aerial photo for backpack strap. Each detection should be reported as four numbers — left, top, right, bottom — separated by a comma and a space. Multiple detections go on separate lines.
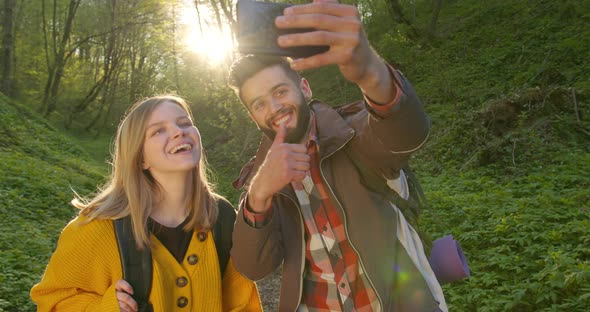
404, 165, 430, 211
212, 198, 237, 276
113, 199, 236, 309
114, 216, 153, 312
342, 145, 432, 252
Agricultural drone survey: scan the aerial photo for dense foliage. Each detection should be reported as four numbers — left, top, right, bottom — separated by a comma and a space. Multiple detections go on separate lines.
0, 0, 588, 311
0, 94, 106, 311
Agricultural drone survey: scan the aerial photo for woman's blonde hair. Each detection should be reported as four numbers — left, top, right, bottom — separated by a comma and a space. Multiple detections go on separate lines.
72, 95, 219, 249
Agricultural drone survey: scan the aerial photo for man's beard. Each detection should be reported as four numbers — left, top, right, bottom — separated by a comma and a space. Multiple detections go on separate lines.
262, 99, 311, 144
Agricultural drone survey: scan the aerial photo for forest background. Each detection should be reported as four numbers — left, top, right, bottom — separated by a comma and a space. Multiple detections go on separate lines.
0, 0, 589, 311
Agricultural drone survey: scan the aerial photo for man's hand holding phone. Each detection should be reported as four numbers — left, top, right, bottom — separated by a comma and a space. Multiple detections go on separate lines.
275, 0, 394, 103
275, 2, 358, 64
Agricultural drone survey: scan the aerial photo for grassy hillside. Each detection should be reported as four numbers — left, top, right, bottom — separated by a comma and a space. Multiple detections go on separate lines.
0, 94, 106, 311
389, 1, 589, 310
395, 1, 590, 310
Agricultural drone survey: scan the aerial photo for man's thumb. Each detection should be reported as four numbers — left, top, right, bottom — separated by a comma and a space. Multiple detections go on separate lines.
273, 123, 287, 145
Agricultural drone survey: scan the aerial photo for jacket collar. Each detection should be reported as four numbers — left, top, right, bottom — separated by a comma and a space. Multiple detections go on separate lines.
310, 100, 355, 159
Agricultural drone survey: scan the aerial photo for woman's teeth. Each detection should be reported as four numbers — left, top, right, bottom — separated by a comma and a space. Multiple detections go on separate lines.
170, 143, 192, 154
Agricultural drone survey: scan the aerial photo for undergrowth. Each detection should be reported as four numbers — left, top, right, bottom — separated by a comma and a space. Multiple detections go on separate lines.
0, 94, 105, 312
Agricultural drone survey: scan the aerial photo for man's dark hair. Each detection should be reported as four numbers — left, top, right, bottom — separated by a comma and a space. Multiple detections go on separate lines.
227, 54, 302, 103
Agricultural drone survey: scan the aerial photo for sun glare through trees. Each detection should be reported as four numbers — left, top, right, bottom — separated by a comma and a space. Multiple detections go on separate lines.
178, 0, 234, 66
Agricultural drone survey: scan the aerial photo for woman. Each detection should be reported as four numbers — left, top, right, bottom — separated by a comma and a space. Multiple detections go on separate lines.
31, 95, 262, 311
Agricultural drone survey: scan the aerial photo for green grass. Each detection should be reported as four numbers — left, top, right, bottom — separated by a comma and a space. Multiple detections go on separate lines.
68, 131, 114, 166
0, 94, 106, 312
419, 149, 590, 311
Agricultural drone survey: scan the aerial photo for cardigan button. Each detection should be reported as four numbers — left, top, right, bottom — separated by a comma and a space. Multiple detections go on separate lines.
187, 254, 199, 265
177, 296, 188, 308
176, 276, 188, 287
197, 231, 207, 241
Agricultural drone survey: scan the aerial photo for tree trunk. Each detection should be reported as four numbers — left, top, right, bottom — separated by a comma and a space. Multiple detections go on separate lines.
65, 0, 119, 128
214, 0, 235, 32
387, 0, 412, 26
1, 0, 16, 96
86, 72, 119, 133
97, 76, 119, 136
194, 0, 204, 35
386, 0, 419, 39
171, 1, 180, 91
41, 0, 81, 116
129, 48, 146, 103
46, 57, 64, 115
209, 0, 224, 32
208, 0, 232, 62
428, 0, 443, 38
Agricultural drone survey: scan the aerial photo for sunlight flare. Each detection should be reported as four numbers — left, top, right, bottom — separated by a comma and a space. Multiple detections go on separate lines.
178, 1, 234, 66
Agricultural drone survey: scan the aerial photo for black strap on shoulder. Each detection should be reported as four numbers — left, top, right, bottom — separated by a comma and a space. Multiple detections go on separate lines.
342, 145, 432, 252
114, 199, 236, 310
114, 216, 153, 312
342, 146, 421, 222
212, 198, 237, 276
404, 165, 430, 211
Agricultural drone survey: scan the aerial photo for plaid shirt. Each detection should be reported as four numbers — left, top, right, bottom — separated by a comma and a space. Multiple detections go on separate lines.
291, 121, 380, 312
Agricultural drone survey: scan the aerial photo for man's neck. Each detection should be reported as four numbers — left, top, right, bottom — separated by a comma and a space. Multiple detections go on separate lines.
298, 111, 315, 145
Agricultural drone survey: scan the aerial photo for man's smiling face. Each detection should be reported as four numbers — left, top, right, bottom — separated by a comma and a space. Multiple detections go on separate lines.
241, 65, 312, 143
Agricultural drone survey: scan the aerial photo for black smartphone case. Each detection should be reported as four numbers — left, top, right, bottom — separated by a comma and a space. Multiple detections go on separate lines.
236, 0, 329, 58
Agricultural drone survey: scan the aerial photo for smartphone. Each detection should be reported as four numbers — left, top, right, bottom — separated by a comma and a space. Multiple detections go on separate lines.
236, 0, 329, 58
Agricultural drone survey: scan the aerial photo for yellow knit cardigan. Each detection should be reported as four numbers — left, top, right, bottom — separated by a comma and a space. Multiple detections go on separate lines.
31, 216, 262, 311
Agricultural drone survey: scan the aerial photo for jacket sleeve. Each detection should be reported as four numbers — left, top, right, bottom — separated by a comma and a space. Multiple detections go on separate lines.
348, 68, 431, 179
222, 258, 263, 312
30, 216, 122, 312
230, 193, 285, 281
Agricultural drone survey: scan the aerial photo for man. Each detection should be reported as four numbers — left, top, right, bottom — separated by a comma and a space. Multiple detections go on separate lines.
228, 0, 447, 311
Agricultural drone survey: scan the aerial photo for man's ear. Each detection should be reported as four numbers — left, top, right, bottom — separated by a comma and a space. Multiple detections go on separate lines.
300, 78, 312, 102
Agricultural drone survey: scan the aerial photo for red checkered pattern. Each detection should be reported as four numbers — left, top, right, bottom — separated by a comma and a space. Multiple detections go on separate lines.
291, 117, 379, 311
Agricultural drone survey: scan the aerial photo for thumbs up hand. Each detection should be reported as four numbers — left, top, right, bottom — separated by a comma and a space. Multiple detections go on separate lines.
247, 123, 311, 213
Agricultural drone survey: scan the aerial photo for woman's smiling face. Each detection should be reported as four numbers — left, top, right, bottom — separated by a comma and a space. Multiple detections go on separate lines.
141, 101, 202, 176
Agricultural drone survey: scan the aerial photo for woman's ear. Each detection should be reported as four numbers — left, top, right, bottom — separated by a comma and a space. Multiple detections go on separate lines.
142, 160, 150, 170
300, 78, 312, 101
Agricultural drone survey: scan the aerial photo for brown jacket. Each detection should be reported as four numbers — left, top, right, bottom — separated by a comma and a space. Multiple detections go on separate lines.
231, 72, 442, 311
